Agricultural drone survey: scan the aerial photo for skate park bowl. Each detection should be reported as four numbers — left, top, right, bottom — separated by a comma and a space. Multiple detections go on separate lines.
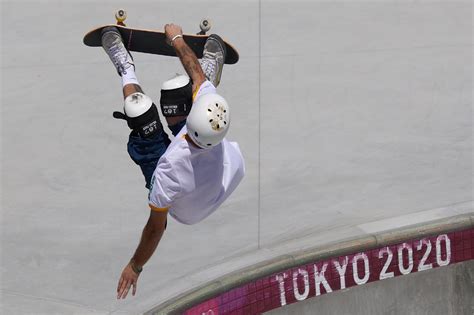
146, 214, 474, 314
1, 1, 473, 315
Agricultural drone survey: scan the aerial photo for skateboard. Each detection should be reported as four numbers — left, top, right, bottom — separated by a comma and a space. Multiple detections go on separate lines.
83, 9, 239, 65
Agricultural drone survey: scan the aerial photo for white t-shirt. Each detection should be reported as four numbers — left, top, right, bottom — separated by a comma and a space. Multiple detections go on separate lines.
148, 82, 245, 225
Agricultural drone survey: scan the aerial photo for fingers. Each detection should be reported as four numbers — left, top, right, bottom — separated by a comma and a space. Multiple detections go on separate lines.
117, 281, 133, 300
117, 277, 124, 294
164, 23, 183, 34
117, 277, 138, 299
132, 281, 137, 296
117, 278, 129, 299
117, 262, 141, 300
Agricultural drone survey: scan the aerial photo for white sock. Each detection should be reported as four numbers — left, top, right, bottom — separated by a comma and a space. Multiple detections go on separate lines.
121, 67, 139, 87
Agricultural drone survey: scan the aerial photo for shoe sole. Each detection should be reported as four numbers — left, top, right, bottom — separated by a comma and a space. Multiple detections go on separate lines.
208, 34, 227, 59
101, 26, 121, 37
101, 26, 124, 49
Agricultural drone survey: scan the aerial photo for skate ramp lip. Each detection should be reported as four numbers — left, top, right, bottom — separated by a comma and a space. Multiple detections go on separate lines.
145, 212, 474, 314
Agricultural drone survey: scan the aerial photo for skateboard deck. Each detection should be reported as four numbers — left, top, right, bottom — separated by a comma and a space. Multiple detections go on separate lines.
83, 11, 239, 65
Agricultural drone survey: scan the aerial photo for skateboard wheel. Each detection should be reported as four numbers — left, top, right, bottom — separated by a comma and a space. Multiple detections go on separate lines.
199, 19, 211, 33
115, 9, 127, 23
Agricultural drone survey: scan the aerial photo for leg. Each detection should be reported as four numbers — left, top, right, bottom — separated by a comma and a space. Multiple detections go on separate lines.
160, 33, 227, 134
127, 130, 170, 189
102, 27, 171, 189
124, 92, 171, 189
123, 83, 144, 99
163, 34, 225, 135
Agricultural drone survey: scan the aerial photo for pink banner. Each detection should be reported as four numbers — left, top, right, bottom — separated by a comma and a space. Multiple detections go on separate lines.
185, 228, 473, 315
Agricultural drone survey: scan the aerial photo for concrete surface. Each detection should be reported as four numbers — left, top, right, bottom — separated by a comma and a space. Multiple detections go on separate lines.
1, 1, 472, 314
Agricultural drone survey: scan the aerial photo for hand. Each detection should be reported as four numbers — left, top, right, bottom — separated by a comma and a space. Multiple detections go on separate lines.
164, 23, 183, 45
116, 262, 140, 299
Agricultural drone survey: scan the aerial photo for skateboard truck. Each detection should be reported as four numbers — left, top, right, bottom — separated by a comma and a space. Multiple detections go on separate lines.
197, 18, 211, 35
115, 10, 208, 35
115, 9, 127, 26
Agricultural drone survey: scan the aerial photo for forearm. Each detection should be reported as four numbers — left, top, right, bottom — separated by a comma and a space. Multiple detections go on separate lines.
172, 38, 206, 90
131, 225, 164, 268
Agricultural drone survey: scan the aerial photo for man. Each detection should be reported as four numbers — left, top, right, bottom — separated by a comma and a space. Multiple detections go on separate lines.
100, 23, 245, 300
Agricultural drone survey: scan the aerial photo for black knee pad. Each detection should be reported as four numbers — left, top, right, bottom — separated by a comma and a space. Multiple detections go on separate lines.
160, 75, 193, 117
126, 104, 162, 138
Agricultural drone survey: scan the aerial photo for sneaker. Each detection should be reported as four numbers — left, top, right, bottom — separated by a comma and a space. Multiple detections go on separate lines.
101, 26, 134, 76
200, 34, 227, 87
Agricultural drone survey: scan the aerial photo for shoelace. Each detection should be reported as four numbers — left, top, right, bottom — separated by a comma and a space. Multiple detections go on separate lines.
201, 52, 217, 79
105, 35, 131, 74
111, 46, 128, 73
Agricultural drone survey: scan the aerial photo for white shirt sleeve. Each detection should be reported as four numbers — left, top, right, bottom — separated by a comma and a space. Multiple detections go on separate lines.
193, 81, 217, 101
148, 157, 181, 210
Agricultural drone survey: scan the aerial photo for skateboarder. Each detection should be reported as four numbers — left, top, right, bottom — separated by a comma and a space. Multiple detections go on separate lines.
100, 23, 245, 300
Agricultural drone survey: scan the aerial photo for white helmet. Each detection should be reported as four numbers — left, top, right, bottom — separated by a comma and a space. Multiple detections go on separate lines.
186, 93, 230, 148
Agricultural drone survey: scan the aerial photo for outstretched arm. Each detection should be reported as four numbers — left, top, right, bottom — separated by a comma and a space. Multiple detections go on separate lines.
116, 210, 167, 299
164, 23, 206, 93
